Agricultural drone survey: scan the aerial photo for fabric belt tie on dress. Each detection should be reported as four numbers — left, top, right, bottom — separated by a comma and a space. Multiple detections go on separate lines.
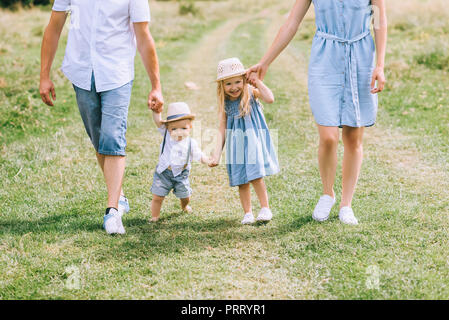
316, 30, 371, 127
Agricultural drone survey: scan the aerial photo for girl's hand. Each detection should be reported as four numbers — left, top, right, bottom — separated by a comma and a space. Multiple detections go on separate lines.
248, 72, 259, 87
246, 62, 269, 81
370, 66, 386, 94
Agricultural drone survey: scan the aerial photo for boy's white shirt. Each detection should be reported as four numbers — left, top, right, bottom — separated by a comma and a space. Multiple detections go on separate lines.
156, 125, 205, 177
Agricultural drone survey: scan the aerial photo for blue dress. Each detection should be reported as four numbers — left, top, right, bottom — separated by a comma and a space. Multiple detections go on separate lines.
225, 90, 280, 187
308, 0, 378, 127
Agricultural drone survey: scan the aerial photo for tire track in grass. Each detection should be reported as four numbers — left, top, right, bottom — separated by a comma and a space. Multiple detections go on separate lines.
136, 8, 320, 299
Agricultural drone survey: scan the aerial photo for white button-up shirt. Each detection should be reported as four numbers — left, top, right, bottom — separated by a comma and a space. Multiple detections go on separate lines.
52, 0, 151, 92
156, 126, 205, 177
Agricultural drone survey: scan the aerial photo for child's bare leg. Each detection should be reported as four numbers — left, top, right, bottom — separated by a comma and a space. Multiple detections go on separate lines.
151, 195, 164, 222
238, 183, 252, 213
180, 197, 192, 212
250, 178, 269, 208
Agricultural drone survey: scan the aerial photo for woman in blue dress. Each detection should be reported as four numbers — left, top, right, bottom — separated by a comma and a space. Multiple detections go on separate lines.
247, 0, 387, 224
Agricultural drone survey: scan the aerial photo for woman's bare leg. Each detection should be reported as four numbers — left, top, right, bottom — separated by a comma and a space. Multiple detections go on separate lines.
317, 125, 339, 198
341, 126, 364, 208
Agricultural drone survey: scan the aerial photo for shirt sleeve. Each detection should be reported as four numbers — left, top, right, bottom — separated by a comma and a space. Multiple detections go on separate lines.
130, 0, 151, 23
190, 139, 205, 163
52, 0, 71, 11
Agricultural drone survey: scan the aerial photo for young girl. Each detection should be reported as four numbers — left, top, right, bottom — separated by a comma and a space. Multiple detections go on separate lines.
209, 58, 279, 224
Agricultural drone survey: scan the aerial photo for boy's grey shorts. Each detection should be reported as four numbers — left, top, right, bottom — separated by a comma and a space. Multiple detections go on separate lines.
151, 169, 192, 199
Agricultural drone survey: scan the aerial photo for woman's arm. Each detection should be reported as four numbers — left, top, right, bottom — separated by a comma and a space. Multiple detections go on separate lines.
246, 0, 312, 80
371, 0, 387, 93
209, 111, 227, 167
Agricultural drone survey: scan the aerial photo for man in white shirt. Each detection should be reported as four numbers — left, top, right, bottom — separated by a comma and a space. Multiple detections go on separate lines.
39, 0, 164, 234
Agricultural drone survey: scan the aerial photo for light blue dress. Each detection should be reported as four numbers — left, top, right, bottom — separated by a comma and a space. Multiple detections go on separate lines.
308, 0, 378, 127
225, 91, 280, 187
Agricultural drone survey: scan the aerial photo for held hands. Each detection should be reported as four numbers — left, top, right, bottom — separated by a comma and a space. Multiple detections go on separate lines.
148, 88, 164, 113
248, 72, 260, 87
208, 154, 220, 167
246, 62, 269, 82
39, 78, 56, 106
371, 66, 386, 94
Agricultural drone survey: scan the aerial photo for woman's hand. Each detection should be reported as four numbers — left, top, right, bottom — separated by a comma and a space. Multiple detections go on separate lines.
371, 66, 386, 94
246, 62, 269, 81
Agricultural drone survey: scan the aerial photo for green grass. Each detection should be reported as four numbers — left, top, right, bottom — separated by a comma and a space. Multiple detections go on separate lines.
1, 0, 449, 299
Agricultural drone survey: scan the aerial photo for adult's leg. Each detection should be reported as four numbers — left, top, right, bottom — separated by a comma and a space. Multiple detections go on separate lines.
96, 152, 125, 197
317, 125, 339, 198
102, 155, 126, 209
98, 81, 133, 209
250, 178, 269, 208
238, 183, 252, 213
341, 126, 364, 208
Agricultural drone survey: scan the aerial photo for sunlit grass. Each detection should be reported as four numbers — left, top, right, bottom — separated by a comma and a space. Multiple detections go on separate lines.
0, 0, 448, 299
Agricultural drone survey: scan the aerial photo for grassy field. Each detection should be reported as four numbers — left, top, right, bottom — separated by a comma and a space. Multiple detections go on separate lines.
1, 0, 448, 299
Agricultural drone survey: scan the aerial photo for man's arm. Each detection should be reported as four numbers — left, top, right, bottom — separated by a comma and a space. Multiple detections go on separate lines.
40, 11, 68, 106
134, 22, 164, 113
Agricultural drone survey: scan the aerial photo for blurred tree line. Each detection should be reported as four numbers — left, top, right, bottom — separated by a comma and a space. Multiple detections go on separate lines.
0, 0, 50, 8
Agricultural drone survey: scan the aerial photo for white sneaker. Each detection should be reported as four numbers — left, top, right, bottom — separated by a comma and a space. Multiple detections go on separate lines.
118, 195, 130, 215
241, 212, 255, 225
339, 206, 359, 225
103, 208, 120, 234
312, 195, 336, 222
256, 207, 272, 222
116, 211, 126, 234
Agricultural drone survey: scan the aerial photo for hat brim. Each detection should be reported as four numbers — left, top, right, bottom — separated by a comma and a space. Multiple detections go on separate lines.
215, 70, 247, 82
161, 114, 196, 124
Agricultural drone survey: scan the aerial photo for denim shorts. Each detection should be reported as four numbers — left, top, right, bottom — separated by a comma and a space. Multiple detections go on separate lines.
73, 73, 133, 156
151, 169, 192, 199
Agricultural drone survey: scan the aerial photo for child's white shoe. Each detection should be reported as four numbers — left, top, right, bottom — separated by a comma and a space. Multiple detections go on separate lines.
312, 195, 336, 222
339, 206, 359, 225
256, 207, 272, 222
241, 212, 255, 225
182, 205, 193, 213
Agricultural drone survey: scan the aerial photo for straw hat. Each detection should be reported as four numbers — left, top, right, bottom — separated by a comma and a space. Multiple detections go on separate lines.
161, 102, 195, 124
216, 57, 246, 82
